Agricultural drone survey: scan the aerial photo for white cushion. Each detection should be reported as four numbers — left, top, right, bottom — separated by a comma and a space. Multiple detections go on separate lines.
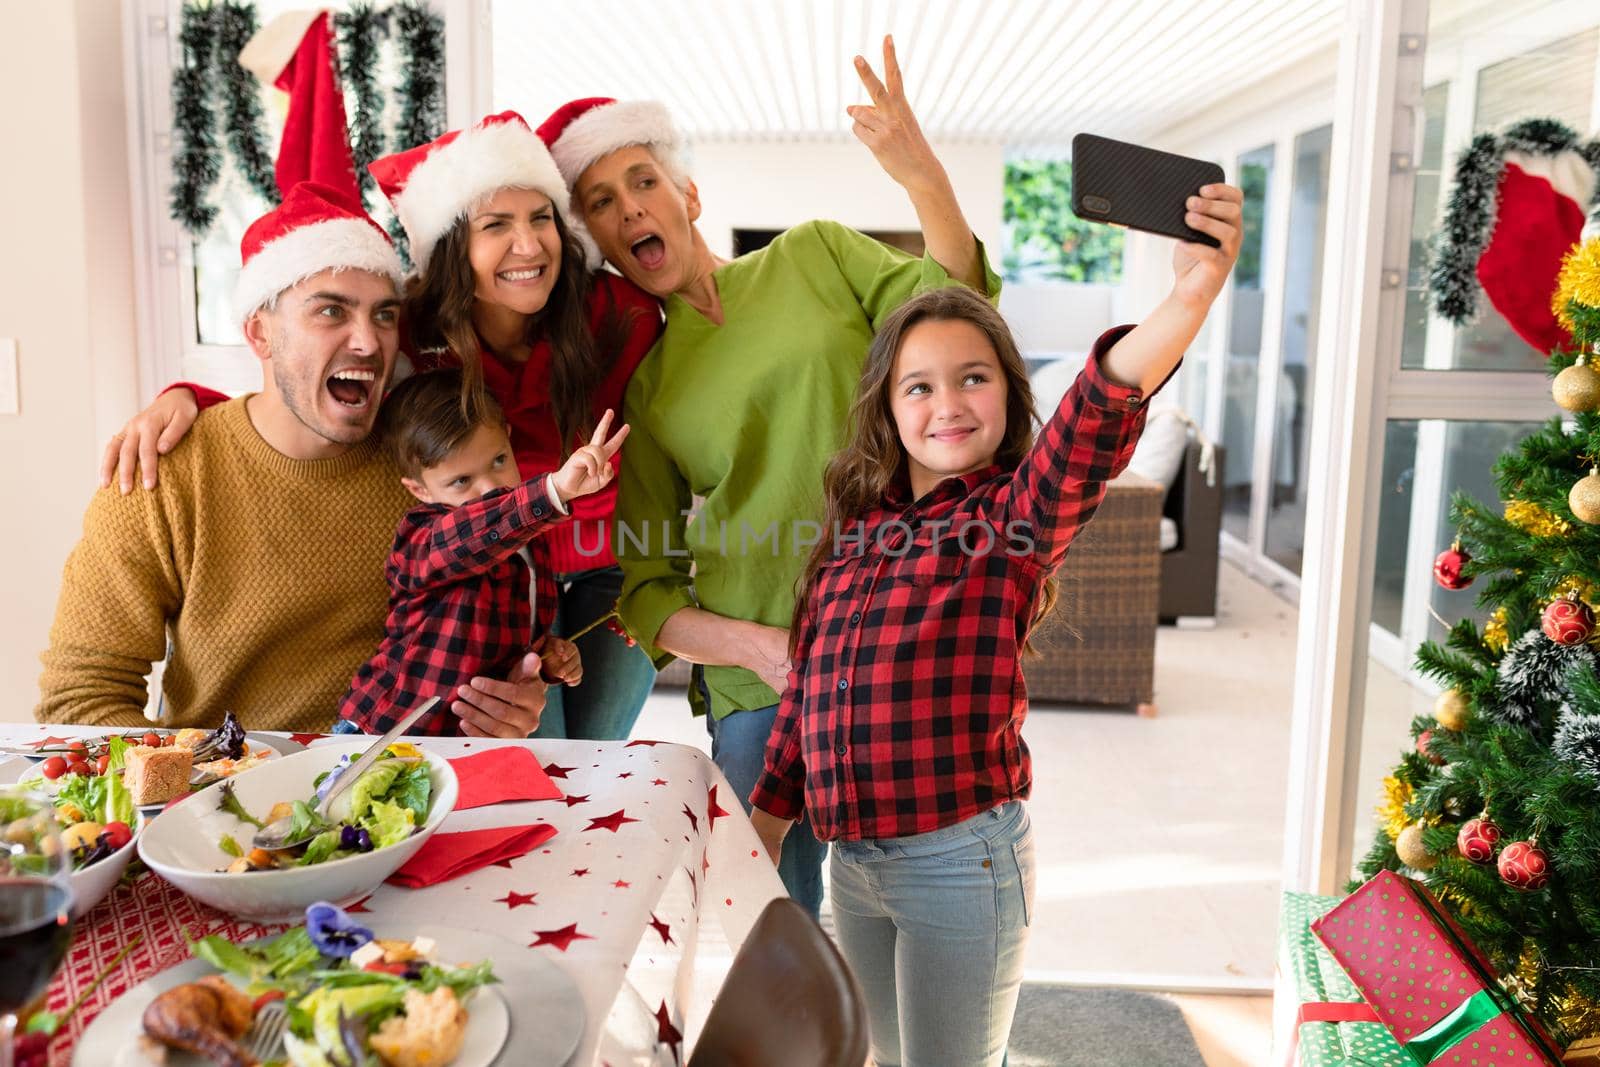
1028, 357, 1085, 426
1159, 516, 1179, 552
1126, 408, 1189, 492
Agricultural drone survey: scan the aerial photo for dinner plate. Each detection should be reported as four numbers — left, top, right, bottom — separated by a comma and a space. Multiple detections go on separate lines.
72, 922, 581, 1067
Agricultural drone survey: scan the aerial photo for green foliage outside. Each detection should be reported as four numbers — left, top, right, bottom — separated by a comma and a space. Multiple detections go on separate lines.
1001, 159, 1122, 284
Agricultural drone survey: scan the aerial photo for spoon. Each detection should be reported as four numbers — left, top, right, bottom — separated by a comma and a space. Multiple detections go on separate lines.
251, 698, 438, 851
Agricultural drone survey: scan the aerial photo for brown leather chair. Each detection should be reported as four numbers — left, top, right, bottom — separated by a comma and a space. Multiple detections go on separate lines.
688, 897, 870, 1067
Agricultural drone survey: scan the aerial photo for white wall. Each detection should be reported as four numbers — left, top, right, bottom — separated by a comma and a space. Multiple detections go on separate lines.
0, 3, 140, 721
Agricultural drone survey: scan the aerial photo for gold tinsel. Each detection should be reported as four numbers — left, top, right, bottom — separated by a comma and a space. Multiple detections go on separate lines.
1554, 236, 1600, 330
1379, 775, 1415, 842
1558, 988, 1600, 1042
1483, 607, 1509, 653
1504, 499, 1573, 538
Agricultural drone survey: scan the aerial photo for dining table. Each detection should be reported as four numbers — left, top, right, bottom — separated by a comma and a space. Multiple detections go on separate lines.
0, 724, 788, 1067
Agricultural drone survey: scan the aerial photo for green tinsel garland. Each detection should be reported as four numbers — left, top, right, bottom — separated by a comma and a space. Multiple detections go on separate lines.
169, 2, 221, 235
388, 0, 446, 267
215, 0, 277, 206
336, 2, 388, 209
1428, 119, 1600, 327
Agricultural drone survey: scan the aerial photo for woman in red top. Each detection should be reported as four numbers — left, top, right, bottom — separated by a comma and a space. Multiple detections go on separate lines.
101, 112, 662, 741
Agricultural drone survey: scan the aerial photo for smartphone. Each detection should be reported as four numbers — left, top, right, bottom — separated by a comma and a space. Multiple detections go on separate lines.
1070, 133, 1225, 248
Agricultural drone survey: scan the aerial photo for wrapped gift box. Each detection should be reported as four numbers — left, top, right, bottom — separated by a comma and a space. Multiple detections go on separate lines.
1279, 890, 1409, 1066
1311, 870, 1565, 1066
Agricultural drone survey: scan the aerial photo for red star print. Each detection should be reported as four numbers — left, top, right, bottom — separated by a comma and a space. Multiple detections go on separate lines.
706, 785, 731, 829
655, 1000, 683, 1060
584, 809, 640, 834
29, 735, 72, 750
648, 913, 675, 945
617, 771, 633, 779
613, 879, 630, 889
652, 778, 668, 786
625, 739, 663, 747
543, 762, 576, 779
344, 895, 373, 914
495, 890, 537, 908
289, 732, 327, 746
702, 851, 711, 876
560, 793, 590, 807
529, 923, 593, 952
681, 803, 699, 832
571, 868, 590, 878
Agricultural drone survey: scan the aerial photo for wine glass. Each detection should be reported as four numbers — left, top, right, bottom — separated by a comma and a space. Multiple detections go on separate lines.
0, 788, 73, 1067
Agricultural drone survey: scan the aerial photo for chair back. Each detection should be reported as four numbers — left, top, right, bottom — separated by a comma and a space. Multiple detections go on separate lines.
687, 897, 870, 1067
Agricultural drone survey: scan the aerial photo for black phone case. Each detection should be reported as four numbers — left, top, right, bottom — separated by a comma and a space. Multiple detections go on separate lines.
1070, 133, 1225, 248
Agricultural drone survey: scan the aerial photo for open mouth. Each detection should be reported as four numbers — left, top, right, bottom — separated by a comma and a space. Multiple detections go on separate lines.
498, 266, 546, 284
628, 234, 667, 271
326, 368, 377, 409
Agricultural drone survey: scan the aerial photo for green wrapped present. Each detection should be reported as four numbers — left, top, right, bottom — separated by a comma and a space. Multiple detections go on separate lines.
1278, 891, 1409, 1066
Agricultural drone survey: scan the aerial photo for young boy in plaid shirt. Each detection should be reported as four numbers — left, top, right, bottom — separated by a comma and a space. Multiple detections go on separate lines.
747, 181, 1243, 1066
336, 368, 629, 735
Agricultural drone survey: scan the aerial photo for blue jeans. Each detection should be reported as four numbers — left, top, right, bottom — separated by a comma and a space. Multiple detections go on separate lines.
532, 566, 657, 741
830, 801, 1035, 1067
698, 671, 827, 918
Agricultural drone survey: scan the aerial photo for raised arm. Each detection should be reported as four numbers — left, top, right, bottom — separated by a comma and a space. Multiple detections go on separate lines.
848, 36, 982, 290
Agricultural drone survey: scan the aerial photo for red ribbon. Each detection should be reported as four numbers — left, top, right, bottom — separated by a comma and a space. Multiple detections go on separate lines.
1297, 1002, 1379, 1025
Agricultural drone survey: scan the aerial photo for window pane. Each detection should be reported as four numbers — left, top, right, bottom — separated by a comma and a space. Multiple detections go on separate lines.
1265, 125, 1333, 575
1371, 420, 1419, 636
1222, 145, 1274, 543
1399, 83, 1450, 370
1001, 159, 1124, 284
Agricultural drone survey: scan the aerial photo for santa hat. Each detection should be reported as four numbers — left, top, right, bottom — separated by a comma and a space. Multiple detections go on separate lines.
537, 97, 687, 190
366, 111, 570, 274
233, 181, 405, 325
1430, 119, 1600, 355
239, 10, 361, 204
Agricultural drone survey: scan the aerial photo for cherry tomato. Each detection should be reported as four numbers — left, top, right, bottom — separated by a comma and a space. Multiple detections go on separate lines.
161, 735, 176, 747
252, 990, 286, 1012
40, 756, 67, 781
362, 961, 409, 975
66, 759, 90, 777
142, 732, 162, 748
95, 754, 110, 775
66, 741, 88, 755
101, 822, 132, 851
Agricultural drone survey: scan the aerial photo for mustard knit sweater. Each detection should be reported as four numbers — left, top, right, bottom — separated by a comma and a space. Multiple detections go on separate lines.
36, 397, 414, 733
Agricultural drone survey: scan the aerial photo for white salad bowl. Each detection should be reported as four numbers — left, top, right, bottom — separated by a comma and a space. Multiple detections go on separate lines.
138, 741, 458, 921
67, 810, 146, 920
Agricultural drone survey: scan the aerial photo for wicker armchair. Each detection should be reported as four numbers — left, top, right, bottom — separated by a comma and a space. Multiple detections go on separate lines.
1021, 471, 1164, 716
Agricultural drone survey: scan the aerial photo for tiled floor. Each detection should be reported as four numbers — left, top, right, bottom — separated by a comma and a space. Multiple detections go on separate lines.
631, 559, 1430, 1064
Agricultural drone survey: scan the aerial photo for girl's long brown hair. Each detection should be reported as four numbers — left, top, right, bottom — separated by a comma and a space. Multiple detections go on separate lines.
790, 286, 1059, 656
405, 203, 630, 457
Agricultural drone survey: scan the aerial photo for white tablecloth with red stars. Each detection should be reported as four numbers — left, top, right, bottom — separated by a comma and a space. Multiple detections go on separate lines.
0, 727, 787, 1067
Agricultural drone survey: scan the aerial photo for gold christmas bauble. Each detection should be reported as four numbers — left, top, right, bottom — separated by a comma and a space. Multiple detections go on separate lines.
1572, 469, 1600, 524
1554, 361, 1600, 412
1434, 688, 1470, 731
1396, 824, 1437, 870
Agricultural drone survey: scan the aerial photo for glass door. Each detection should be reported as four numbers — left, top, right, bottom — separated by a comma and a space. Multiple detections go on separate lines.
1222, 145, 1275, 544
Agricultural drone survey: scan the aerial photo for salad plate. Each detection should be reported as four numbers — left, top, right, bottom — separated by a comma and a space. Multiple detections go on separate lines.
71, 920, 561, 1067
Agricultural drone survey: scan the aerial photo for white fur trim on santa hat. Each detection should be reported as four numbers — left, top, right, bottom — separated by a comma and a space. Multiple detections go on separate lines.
391, 119, 570, 272
548, 100, 687, 190
233, 217, 405, 324
1503, 149, 1596, 209
238, 9, 323, 83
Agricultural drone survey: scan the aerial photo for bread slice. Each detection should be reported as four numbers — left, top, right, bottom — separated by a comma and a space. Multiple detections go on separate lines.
124, 744, 193, 805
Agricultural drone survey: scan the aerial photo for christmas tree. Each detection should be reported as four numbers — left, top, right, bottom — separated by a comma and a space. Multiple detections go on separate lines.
1356, 236, 1600, 1043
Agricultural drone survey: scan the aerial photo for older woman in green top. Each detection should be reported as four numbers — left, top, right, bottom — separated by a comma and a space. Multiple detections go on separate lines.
538, 37, 999, 916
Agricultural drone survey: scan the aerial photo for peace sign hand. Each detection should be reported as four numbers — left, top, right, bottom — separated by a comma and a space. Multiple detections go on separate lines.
551, 409, 630, 504
848, 35, 940, 192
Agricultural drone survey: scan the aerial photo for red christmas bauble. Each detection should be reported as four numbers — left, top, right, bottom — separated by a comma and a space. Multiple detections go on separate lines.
1497, 840, 1550, 891
1416, 729, 1444, 765
1542, 597, 1595, 646
1432, 546, 1472, 590
1457, 817, 1501, 864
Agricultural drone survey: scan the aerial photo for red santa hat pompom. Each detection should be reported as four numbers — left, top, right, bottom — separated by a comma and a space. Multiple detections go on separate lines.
367, 111, 570, 273
233, 181, 404, 325
537, 97, 688, 191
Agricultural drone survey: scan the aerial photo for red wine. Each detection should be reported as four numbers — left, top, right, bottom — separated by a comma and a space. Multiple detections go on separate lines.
0, 880, 72, 1013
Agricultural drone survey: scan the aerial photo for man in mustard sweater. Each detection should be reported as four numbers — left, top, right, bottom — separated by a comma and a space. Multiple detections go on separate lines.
37, 183, 552, 736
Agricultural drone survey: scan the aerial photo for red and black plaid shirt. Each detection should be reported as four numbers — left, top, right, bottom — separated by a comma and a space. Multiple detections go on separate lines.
337, 478, 564, 734
750, 327, 1154, 841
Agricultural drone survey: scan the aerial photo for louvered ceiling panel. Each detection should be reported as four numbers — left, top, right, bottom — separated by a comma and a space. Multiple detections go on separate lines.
491, 0, 1345, 149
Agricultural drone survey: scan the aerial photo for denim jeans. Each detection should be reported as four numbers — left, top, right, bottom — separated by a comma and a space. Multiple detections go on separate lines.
697, 669, 828, 918
830, 800, 1035, 1067
532, 565, 657, 741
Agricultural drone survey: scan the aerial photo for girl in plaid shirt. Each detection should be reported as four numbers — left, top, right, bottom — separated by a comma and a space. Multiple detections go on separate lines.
749, 183, 1243, 1066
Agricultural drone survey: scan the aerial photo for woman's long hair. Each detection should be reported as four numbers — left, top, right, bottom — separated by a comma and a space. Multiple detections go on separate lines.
790, 286, 1059, 656
405, 202, 629, 457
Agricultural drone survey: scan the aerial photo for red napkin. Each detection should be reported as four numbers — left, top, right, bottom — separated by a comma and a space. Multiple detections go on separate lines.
449, 748, 563, 809
387, 824, 557, 888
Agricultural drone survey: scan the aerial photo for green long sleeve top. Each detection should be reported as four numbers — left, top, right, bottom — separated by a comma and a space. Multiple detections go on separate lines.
614, 218, 1002, 719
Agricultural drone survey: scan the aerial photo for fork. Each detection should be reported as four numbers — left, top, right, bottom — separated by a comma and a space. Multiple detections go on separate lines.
245, 998, 289, 1061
